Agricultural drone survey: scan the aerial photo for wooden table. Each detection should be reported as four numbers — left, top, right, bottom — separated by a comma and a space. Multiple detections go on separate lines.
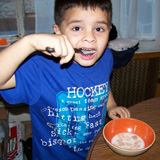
87, 97, 160, 160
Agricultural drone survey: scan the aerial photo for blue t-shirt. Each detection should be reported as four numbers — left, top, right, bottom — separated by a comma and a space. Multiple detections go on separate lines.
0, 48, 113, 160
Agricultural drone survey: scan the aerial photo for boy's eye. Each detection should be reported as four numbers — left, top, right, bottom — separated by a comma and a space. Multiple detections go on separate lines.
96, 27, 104, 32
72, 26, 81, 31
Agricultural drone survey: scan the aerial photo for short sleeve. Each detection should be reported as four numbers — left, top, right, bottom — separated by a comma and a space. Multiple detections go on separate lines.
0, 55, 41, 105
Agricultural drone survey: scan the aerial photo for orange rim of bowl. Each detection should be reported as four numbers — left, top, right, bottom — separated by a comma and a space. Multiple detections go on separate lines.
103, 118, 156, 152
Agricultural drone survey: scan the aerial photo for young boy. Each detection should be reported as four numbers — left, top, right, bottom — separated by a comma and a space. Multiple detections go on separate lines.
0, 0, 130, 159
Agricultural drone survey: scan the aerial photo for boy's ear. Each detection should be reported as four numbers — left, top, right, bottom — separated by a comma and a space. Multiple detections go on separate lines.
53, 24, 61, 34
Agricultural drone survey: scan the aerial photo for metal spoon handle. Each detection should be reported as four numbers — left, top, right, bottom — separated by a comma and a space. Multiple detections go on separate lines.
45, 47, 82, 54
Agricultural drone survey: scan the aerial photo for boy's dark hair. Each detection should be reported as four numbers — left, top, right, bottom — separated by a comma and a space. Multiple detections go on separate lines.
54, 0, 112, 26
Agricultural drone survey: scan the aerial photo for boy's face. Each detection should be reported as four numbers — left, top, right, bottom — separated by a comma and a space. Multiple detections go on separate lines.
54, 7, 111, 67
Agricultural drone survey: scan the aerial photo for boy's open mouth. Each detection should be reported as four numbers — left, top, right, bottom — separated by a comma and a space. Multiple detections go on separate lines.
80, 48, 96, 55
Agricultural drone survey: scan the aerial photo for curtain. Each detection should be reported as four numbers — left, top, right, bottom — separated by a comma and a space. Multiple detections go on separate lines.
111, 0, 159, 40
35, 0, 55, 33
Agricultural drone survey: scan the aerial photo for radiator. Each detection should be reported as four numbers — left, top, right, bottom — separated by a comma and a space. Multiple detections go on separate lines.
110, 58, 160, 107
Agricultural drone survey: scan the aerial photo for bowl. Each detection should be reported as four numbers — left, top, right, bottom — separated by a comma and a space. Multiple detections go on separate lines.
103, 118, 155, 156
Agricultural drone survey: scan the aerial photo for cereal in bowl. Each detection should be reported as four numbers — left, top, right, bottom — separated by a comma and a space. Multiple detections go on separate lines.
111, 132, 145, 150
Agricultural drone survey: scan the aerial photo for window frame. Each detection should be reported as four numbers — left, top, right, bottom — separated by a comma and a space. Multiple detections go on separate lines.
15, 0, 25, 37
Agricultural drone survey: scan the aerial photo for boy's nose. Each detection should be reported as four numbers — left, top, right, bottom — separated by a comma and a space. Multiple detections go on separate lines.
82, 31, 96, 43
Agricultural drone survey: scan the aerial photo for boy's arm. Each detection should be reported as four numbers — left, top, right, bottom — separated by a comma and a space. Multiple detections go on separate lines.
107, 89, 130, 119
0, 35, 35, 89
0, 34, 75, 90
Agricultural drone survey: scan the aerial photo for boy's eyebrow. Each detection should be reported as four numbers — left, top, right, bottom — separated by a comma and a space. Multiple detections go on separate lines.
67, 20, 109, 26
67, 20, 82, 25
96, 21, 109, 26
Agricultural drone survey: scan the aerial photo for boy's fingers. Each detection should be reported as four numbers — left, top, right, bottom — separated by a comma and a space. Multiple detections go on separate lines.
59, 35, 69, 57
108, 107, 130, 119
118, 107, 130, 118
53, 35, 66, 57
49, 35, 74, 64
59, 50, 74, 64
60, 36, 75, 64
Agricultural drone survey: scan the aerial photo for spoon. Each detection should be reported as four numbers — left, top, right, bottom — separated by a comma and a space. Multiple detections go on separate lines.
45, 47, 96, 55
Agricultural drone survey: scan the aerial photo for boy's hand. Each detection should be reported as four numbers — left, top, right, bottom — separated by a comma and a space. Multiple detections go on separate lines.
108, 106, 130, 120
30, 34, 75, 64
